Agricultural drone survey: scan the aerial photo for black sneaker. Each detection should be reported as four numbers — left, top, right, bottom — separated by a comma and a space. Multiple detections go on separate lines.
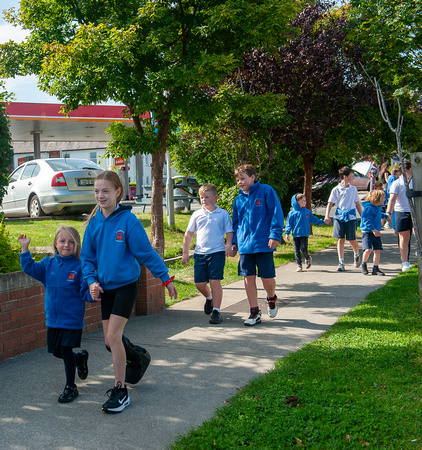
361, 263, 368, 275
372, 267, 385, 276
102, 383, 130, 413
76, 350, 89, 380
58, 385, 78, 403
204, 298, 213, 315
209, 310, 223, 324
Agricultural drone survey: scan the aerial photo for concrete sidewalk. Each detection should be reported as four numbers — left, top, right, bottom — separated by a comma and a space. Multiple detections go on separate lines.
0, 229, 406, 449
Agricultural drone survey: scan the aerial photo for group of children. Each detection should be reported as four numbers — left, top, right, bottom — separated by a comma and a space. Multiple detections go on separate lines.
19, 162, 409, 413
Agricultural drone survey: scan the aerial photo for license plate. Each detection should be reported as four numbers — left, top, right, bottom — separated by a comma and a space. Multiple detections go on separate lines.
77, 178, 94, 186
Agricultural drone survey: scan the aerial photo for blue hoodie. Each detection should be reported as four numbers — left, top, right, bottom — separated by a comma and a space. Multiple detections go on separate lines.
81, 205, 171, 290
20, 251, 92, 330
232, 181, 284, 254
360, 201, 388, 233
285, 193, 325, 238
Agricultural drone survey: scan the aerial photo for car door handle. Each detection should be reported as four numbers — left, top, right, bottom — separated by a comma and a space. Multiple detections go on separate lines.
27, 181, 32, 186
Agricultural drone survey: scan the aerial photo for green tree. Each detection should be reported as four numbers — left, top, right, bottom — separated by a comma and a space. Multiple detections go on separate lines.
349, 0, 422, 94
0, 0, 302, 255
0, 82, 13, 204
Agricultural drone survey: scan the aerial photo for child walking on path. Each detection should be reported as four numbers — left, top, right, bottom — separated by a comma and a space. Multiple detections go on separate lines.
182, 184, 233, 324
230, 164, 284, 326
81, 171, 177, 414
18, 227, 94, 404
284, 193, 325, 272
325, 166, 363, 272
360, 190, 389, 276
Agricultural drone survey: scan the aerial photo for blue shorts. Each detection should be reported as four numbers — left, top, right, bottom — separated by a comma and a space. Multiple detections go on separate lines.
194, 251, 226, 283
333, 219, 357, 241
362, 232, 383, 251
238, 252, 276, 278
395, 211, 413, 233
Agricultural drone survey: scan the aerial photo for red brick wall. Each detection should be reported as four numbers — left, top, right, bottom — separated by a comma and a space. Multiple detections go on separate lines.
0, 267, 166, 361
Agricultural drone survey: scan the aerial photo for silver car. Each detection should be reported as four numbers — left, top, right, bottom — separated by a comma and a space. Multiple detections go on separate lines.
1, 158, 104, 218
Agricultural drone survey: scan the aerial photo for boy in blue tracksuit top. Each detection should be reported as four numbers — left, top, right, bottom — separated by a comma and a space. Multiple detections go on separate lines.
230, 164, 284, 326
285, 193, 325, 272
18, 226, 95, 404
360, 189, 388, 276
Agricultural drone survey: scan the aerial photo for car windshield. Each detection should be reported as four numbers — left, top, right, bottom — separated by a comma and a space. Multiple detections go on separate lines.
46, 159, 102, 171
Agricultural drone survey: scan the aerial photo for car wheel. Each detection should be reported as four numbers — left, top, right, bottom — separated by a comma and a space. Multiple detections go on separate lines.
29, 195, 45, 218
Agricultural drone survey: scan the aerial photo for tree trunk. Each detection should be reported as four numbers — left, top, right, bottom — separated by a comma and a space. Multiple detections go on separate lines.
150, 112, 170, 259
302, 151, 317, 211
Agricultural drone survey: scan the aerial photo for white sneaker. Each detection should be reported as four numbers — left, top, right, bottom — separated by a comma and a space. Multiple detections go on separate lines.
402, 261, 411, 272
244, 310, 262, 326
266, 296, 278, 319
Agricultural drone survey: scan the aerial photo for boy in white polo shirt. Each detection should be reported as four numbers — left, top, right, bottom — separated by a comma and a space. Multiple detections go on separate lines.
325, 166, 363, 272
182, 184, 234, 324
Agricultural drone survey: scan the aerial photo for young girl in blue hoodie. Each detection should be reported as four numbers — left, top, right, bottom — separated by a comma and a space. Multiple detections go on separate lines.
360, 189, 389, 276
81, 170, 177, 414
285, 193, 325, 272
18, 226, 93, 404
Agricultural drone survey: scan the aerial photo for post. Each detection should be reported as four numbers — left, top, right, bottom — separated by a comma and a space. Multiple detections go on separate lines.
136, 153, 144, 197
410, 153, 422, 317
166, 152, 175, 226
30, 130, 42, 159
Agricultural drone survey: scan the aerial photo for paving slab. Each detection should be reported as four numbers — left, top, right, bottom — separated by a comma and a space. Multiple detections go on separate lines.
0, 229, 406, 449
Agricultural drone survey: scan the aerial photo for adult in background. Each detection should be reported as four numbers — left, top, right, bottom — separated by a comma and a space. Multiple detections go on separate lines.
386, 161, 413, 272
379, 162, 390, 190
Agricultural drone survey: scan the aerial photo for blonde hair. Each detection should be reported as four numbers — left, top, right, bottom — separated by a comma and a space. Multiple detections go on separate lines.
54, 226, 81, 259
199, 183, 217, 196
296, 193, 306, 202
85, 171, 124, 225
366, 189, 385, 206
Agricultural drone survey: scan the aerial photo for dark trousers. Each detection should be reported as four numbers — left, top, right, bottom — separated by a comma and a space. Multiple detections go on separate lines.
293, 236, 309, 266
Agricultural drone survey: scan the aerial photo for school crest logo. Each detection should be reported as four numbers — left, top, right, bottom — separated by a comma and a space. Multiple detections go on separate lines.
256, 199, 261, 206
116, 230, 125, 242
68, 272, 76, 281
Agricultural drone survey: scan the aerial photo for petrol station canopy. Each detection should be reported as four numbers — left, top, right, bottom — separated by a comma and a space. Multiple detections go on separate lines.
6, 102, 148, 143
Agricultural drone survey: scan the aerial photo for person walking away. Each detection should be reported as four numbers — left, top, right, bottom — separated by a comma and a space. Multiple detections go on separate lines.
360, 190, 389, 276
324, 166, 363, 272
81, 171, 177, 413
18, 227, 95, 404
182, 183, 233, 324
230, 164, 284, 326
284, 193, 325, 272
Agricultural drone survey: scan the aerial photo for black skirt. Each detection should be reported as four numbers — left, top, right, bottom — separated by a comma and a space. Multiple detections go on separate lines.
47, 327, 82, 354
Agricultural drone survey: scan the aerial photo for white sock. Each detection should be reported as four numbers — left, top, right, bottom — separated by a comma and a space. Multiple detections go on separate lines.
213, 307, 220, 312
206, 295, 212, 301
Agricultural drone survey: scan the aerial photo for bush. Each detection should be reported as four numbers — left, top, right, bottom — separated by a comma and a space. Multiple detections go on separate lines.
216, 185, 238, 216
0, 214, 21, 274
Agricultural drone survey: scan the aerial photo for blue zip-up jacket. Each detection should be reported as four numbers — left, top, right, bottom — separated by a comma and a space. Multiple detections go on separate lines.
232, 181, 284, 254
81, 205, 171, 290
20, 251, 92, 330
285, 193, 325, 238
360, 201, 388, 233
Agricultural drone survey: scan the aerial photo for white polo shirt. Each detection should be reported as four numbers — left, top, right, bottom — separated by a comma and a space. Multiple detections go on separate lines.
186, 206, 233, 255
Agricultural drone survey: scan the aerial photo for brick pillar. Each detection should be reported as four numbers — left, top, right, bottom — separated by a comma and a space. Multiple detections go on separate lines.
135, 266, 166, 316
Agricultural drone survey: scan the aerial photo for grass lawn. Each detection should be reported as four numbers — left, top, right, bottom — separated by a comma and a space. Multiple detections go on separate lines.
5, 212, 337, 306
171, 267, 422, 449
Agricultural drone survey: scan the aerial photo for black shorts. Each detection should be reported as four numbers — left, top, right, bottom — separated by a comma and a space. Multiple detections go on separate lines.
101, 281, 138, 320
333, 219, 357, 241
395, 211, 413, 233
238, 252, 276, 278
194, 251, 225, 283
362, 232, 383, 251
